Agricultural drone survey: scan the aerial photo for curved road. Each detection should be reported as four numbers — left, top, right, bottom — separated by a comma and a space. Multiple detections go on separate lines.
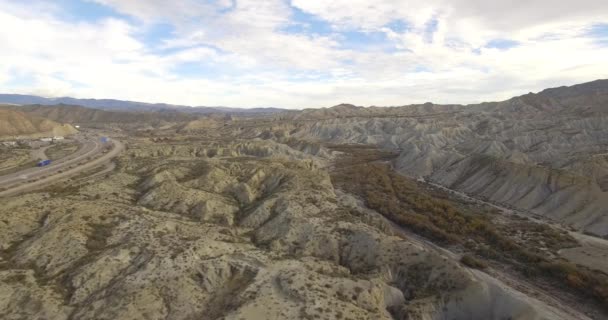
0, 137, 100, 187
0, 136, 123, 198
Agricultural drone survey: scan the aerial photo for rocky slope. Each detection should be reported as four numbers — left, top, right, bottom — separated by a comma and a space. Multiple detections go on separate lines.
288, 80, 608, 237
0, 108, 77, 139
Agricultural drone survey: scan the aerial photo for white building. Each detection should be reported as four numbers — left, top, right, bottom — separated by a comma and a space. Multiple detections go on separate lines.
1, 141, 16, 147
53, 136, 65, 141
40, 138, 53, 142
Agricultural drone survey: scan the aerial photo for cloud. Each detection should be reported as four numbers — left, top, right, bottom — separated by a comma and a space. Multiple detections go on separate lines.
90, 0, 217, 23
1, 0, 608, 108
290, 0, 608, 32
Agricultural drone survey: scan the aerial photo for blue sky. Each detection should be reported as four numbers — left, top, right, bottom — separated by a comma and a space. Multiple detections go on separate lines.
1, 0, 608, 108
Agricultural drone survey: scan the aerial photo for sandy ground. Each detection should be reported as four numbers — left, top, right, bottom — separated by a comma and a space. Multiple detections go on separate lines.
561, 233, 608, 274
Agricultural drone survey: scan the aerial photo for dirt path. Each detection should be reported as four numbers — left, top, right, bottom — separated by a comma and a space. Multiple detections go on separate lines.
560, 232, 608, 274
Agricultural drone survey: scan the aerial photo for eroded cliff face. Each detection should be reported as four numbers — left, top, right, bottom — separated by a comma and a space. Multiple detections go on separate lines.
0, 136, 573, 320
289, 83, 608, 237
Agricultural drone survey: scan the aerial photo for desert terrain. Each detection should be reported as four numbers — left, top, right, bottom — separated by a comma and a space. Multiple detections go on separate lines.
0, 80, 607, 319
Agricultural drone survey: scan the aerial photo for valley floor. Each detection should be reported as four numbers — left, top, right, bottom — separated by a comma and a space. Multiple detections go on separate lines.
329, 145, 607, 319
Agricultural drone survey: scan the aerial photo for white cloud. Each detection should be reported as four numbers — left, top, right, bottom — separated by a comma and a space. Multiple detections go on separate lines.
91, 0, 217, 23
290, 0, 608, 33
0, 0, 607, 108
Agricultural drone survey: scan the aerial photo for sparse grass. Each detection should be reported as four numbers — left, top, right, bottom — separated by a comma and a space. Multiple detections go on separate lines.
0, 147, 36, 175
41, 184, 81, 196
2, 273, 27, 283
86, 220, 119, 251
536, 261, 608, 306
331, 158, 480, 245
45, 142, 79, 161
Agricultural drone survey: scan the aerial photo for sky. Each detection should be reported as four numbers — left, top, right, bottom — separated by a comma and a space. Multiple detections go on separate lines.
1, 0, 608, 108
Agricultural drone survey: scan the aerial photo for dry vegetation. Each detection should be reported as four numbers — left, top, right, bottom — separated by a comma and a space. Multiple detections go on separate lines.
0, 147, 35, 175
330, 145, 608, 310
46, 142, 79, 160
460, 254, 487, 269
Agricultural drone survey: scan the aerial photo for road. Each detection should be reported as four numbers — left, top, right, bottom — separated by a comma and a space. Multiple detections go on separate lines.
0, 137, 101, 188
0, 136, 123, 198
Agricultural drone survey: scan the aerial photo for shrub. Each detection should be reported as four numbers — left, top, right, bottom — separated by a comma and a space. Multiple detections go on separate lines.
461, 254, 487, 269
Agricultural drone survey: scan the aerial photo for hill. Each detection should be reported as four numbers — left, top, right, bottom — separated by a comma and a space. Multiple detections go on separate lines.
1, 104, 199, 124
0, 108, 77, 139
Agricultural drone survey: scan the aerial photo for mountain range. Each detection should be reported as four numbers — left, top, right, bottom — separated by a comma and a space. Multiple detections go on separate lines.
0, 94, 286, 114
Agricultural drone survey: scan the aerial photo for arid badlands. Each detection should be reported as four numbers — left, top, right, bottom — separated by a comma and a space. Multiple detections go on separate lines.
1, 80, 607, 320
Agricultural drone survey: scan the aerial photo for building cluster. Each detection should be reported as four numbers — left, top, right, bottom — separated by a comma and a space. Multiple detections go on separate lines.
1, 136, 65, 148
40, 136, 65, 142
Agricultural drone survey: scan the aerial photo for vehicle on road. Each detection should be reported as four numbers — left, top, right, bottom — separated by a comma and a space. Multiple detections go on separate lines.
37, 159, 52, 167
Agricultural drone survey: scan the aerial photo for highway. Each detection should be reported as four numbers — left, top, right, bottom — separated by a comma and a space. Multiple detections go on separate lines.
0, 134, 123, 197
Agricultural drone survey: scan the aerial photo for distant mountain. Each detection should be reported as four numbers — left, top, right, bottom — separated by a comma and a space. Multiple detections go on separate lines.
0, 94, 185, 112
209, 106, 288, 114
0, 94, 52, 106
0, 94, 287, 114
292, 79, 608, 120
